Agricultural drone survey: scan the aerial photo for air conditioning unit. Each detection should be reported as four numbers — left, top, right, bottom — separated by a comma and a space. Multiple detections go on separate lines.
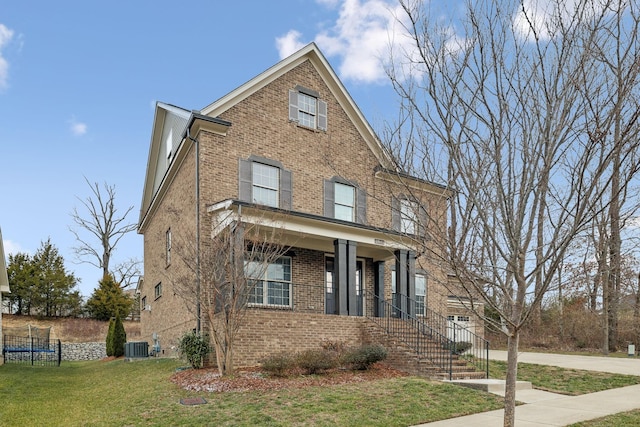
125, 341, 149, 358
144, 304, 151, 311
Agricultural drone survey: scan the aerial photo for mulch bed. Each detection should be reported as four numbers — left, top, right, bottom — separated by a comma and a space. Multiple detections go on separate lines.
171, 363, 408, 393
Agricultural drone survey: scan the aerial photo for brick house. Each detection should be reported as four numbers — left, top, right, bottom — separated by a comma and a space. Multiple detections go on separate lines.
137, 43, 486, 377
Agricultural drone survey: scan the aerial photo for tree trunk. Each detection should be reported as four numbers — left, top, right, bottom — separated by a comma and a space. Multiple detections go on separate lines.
503, 330, 520, 427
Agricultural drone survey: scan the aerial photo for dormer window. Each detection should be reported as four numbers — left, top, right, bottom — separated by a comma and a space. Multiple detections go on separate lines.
289, 86, 327, 131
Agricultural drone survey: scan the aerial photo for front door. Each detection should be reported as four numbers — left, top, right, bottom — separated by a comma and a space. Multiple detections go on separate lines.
325, 257, 363, 315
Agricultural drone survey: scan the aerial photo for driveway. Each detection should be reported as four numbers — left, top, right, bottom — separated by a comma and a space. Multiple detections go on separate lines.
489, 350, 640, 376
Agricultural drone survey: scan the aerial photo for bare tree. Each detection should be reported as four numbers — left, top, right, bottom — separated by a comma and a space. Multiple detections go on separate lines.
168, 209, 292, 376
70, 177, 138, 283
386, 1, 640, 425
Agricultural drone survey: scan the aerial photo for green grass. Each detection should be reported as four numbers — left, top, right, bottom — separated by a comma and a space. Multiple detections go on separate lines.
568, 409, 640, 426
489, 360, 640, 395
3, 358, 640, 426
0, 359, 504, 427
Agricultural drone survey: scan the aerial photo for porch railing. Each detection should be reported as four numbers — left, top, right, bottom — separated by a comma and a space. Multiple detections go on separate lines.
365, 290, 489, 380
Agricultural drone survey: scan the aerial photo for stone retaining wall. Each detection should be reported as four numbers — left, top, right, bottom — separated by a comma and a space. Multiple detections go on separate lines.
61, 342, 106, 361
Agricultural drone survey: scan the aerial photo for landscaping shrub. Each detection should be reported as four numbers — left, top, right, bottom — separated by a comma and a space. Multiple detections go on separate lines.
295, 349, 338, 374
112, 315, 127, 358
342, 344, 388, 370
261, 353, 295, 377
178, 331, 211, 369
105, 317, 115, 357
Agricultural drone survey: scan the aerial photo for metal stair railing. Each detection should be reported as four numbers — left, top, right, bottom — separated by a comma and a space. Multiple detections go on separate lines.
364, 290, 489, 380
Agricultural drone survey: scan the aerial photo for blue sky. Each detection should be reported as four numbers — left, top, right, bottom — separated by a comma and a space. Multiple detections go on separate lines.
0, 0, 417, 298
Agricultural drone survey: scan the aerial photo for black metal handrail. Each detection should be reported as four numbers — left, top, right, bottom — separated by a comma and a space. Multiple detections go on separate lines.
365, 290, 489, 380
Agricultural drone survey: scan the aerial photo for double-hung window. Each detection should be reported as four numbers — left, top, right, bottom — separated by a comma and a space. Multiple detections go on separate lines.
324, 177, 366, 223
334, 182, 355, 221
239, 155, 292, 210
252, 162, 279, 207
154, 283, 162, 299
391, 269, 427, 316
289, 86, 327, 131
415, 273, 426, 316
400, 199, 418, 235
165, 228, 172, 266
393, 196, 425, 236
246, 257, 292, 307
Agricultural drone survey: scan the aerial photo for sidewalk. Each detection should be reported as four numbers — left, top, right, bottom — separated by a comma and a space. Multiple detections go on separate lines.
412, 351, 640, 426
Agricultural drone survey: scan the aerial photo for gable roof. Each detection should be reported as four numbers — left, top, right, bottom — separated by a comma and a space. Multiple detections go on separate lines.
0, 227, 10, 294
138, 43, 396, 232
200, 42, 394, 168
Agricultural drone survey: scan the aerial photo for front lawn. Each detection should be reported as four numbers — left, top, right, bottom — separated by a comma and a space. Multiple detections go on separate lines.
0, 359, 503, 427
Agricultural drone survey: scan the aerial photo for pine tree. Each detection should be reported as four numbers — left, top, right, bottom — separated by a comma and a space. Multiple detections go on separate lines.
85, 274, 133, 321
112, 315, 126, 358
106, 317, 115, 357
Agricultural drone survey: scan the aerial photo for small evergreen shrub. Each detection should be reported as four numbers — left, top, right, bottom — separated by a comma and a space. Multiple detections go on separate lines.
261, 353, 295, 377
112, 315, 127, 358
295, 349, 338, 374
178, 331, 211, 369
342, 344, 388, 370
105, 317, 115, 357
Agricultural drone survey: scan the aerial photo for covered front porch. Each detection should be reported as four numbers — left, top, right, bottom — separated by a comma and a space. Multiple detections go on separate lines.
207, 200, 422, 319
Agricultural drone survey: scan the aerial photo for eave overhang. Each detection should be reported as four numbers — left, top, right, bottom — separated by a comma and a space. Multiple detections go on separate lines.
137, 107, 232, 234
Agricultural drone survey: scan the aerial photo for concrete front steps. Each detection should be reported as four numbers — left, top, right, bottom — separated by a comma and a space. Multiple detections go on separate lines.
364, 321, 487, 380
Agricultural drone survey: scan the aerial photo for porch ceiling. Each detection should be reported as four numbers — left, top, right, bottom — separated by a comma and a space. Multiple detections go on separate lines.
207, 200, 414, 262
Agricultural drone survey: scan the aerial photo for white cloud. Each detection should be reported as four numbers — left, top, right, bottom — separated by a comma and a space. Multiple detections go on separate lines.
69, 116, 88, 136
3, 239, 27, 256
513, 0, 604, 41
0, 23, 15, 90
276, 0, 408, 84
276, 30, 307, 59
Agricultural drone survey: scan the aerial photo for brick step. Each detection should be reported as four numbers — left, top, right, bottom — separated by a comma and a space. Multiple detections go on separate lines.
364, 319, 487, 380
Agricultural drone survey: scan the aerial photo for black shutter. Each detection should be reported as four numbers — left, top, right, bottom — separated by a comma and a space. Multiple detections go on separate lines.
356, 187, 367, 224
289, 90, 299, 122
318, 99, 327, 131
280, 168, 292, 210
324, 179, 334, 217
238, 159, 252, 202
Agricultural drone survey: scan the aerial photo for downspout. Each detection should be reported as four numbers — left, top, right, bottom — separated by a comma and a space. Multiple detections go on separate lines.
187, 126, 201, 334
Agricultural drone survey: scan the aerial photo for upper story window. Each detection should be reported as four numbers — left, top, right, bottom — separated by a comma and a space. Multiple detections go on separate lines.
334, 182, 355, 221
392, 196, 425, 236
165, 228, 172, 266
289, 86, 327, 131
400, 199, 418, 235
239, 155, 292, 210
154, 282, 162, 299
324, 177, 366, 224
252, 162, 279, 207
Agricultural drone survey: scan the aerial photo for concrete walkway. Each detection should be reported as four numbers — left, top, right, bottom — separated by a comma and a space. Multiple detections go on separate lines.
412, 351, 640, 427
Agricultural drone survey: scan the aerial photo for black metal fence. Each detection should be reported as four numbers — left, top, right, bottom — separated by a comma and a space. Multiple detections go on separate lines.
3, 336, 62, 366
